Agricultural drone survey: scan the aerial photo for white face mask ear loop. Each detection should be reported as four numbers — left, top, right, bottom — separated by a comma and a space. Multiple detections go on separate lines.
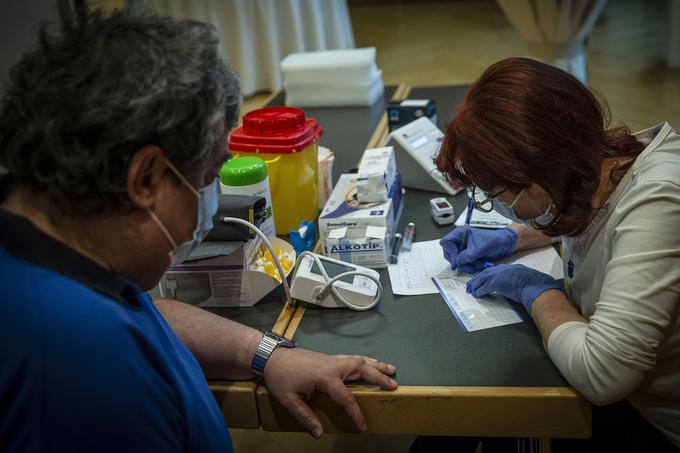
147, 209, 179, 250
509, 187, 526, 209
542, 197, 554, 216
164, 158, 199, 197
534, 199, 556, 228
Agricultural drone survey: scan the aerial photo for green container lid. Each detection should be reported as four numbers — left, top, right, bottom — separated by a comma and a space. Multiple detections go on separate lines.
220, 156, 268, 186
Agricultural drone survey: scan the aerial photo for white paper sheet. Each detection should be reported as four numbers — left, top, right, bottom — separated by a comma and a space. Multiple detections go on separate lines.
387, 240, 563, 295
387, 240, 451, 295
432, 276, 523, 332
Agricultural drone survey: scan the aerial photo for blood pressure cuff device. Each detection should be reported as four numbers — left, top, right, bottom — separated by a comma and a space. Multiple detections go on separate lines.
205, 194, 267, 241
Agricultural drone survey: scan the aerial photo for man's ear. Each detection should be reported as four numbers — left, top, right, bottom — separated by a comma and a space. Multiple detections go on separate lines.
127, 146, 167, 210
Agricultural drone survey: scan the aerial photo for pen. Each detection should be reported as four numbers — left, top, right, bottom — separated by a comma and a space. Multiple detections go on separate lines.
402, 222, 416, 251
390, 233, 403, 264
456, 197, 474, 276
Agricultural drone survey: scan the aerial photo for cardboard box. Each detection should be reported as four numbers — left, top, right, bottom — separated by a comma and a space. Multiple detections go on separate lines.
159, 237, 294, 307
319, 173, 403, 268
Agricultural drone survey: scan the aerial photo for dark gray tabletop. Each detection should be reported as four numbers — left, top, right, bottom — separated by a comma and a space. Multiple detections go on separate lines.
289, 85, 569, 388
295, 188, 567, 387
204, 285, 287, 332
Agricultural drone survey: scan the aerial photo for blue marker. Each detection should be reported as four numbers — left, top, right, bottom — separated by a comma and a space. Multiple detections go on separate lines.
455, 197, 474, 276
390, 233, 403, 264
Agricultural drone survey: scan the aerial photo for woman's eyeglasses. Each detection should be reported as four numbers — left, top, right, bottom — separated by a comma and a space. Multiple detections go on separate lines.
469, 187, 506, 213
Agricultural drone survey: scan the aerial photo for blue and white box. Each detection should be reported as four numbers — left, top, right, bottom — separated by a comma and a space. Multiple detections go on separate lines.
319, 172, 403, 268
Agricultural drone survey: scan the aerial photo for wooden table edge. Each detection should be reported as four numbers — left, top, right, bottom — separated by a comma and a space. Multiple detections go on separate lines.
255, 384, 591, 438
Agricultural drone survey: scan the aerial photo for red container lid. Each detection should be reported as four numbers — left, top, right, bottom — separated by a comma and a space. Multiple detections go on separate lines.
228, 106, 323, 154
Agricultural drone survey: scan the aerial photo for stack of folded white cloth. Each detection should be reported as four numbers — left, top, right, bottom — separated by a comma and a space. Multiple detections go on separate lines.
281, 47, 384, 107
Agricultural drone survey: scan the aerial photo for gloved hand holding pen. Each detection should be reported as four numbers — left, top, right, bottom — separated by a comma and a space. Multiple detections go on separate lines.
439, 227, 518, 273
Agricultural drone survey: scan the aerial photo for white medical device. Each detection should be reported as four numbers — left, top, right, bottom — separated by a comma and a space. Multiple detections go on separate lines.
220, 217, 383, 311
290, 252, 382, 311
387, 117, 461, 195
430, 197, 455, 226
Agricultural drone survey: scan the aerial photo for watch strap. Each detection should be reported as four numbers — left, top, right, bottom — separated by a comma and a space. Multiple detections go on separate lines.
250, 331, 296, 375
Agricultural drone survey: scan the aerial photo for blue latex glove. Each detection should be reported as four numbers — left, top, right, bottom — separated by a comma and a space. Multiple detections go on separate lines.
466, 264, 564, 313
439, 227, 518, 273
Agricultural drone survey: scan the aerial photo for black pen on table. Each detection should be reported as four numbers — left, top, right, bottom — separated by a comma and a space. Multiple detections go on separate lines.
389, 233, 403, 264
456, 197, 474, 276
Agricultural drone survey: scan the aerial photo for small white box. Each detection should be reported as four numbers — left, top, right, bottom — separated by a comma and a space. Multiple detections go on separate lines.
319, 173, 403, 268
281, 48, 384, 107
356, 146, 397, 203
281, 47, 379, 85
284, 70, 384, 108
159, 237, 294, 307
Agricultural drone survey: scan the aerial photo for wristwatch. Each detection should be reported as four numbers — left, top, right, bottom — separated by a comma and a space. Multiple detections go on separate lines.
250, 331, 297, 375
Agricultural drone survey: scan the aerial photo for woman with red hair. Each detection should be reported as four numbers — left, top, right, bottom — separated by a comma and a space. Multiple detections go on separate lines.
430, 58, 680, 452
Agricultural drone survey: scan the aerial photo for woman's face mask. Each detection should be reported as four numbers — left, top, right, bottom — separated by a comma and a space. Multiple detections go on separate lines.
147, 160, 219, 267
492, 188, 554, 226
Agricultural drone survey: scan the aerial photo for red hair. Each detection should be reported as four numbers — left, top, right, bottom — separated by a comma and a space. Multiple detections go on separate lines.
436, 57, 645, 236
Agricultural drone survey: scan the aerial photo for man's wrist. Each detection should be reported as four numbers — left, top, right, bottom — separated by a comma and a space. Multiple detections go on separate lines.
262, 346, 295, 380
250, 331, 296, 375
241, 329, 266, 377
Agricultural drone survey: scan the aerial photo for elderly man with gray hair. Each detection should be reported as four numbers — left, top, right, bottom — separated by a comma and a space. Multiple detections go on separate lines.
0, 8, 397, 452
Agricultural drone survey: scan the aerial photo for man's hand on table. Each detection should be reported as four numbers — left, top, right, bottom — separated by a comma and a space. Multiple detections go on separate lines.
263, 347, 398, 438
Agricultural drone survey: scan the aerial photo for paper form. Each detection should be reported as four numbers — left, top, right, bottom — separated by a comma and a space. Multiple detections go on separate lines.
388, 240, 563, 295
387, 240, 451, 295
432, 276, 523, 332
388, 239, 564, 331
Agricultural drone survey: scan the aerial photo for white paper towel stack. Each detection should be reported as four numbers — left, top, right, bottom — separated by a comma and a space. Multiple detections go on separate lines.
281, 48, 384, 107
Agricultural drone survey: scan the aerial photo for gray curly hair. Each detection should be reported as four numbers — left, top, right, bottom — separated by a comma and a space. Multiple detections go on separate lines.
0, 8, 241, 214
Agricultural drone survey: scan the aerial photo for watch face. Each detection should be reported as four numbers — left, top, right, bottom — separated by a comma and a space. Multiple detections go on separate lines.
266, 331, 296, 348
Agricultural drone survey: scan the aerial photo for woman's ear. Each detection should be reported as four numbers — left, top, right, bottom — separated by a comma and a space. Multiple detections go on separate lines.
126, 146, 167, 210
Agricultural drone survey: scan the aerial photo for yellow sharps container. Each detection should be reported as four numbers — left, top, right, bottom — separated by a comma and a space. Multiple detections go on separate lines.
228, 107, 322, 234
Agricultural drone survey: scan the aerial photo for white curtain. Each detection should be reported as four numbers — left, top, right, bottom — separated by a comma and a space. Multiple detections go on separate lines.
145, 0, 355, 97
496, 0, 608, 83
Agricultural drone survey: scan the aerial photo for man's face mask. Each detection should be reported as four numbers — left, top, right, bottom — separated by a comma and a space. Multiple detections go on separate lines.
147, 159, 219, 267
492, 188, 554, 227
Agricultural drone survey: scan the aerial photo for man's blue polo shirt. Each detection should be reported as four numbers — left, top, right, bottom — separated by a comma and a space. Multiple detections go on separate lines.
0, 209, 234, 452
